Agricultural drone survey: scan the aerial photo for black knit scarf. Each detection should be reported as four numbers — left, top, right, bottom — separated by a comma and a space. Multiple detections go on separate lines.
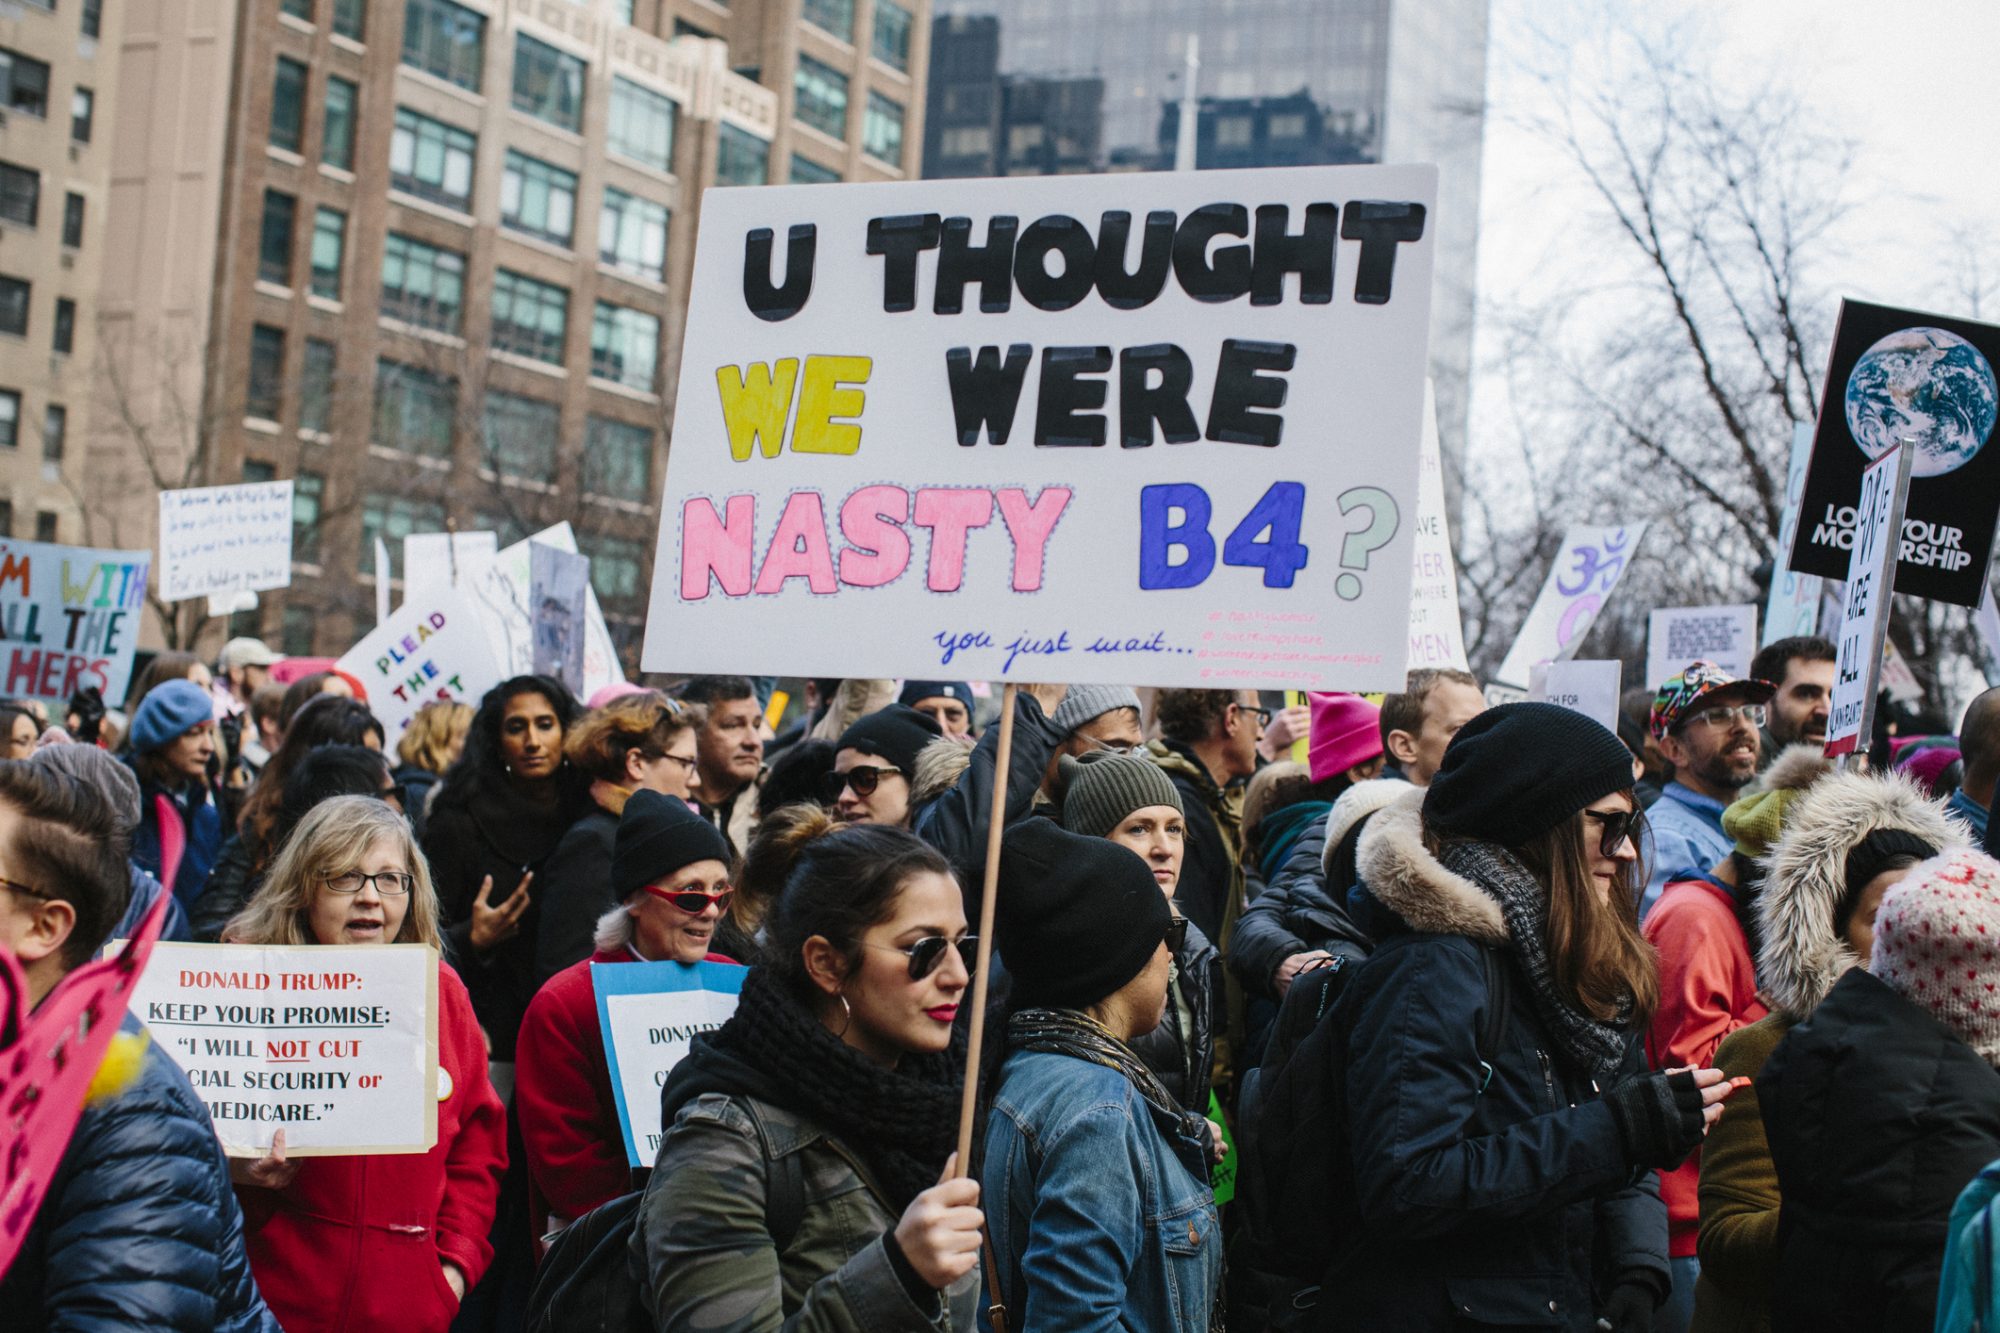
1437, 840, 1632, 1084
707, 966, 963, 1211
1007, 1008, 1211, 1177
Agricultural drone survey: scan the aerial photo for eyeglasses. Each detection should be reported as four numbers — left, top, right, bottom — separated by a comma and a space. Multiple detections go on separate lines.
644, 885, 734, 915
1075, 731, 1145, 757
656, 752, 699, 774
376, 782, 408, 808
1165, 915, 1189, 955
0, 874, 49, 901
864, 934, 979, 981
1582, 809, 1644, 859
821, 765, 902, 802
323, 870, 414, 897
1678, 703, 1766, 732
1236, 704, 1273, 729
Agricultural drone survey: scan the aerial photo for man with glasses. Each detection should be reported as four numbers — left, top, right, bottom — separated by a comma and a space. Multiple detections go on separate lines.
1150, 689, 1265, 946
1643, 662, 1776, 917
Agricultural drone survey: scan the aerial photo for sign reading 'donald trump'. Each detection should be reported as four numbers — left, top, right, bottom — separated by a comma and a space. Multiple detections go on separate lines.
1789, 300, 2000, 608
0, 538, 149, 706
643, 165, 1438, 693
594, 959, 746, 1168
131, 942, 439, 1156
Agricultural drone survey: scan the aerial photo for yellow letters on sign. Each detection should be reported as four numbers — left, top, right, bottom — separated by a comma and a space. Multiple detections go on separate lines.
716, 355, 870, 460
791, 356, 871, 455
717, 359, 801, 461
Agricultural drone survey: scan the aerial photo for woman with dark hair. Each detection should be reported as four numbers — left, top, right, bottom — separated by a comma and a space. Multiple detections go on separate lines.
125, 678, 222, 907
636, 814, 984, 1329
1327, 704, 1734, 1331
534, 692, 706, 983
0, 700, 41, 759
275, 670, 355, 733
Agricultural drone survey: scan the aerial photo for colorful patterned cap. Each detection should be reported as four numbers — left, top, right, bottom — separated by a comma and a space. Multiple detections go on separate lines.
1649, 661, 1776, 741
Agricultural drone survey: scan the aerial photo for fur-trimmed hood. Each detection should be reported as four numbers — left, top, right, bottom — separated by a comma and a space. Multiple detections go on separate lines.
910, 737, 973, 808
1354, 788, 1507, 944
1756, 744, 1833, 799
1756, 767, 1969, 1022
1320, 777, 1410, 878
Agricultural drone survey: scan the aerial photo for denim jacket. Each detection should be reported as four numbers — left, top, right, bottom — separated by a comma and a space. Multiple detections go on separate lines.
982, 1049, 1219, 1332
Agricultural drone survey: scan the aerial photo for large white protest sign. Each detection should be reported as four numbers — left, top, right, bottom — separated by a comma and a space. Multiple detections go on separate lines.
1406, 381, 1470, 673
1645, 605, 1758, 693
1763, 423, 1823, 645
132, 943, 438, 1156
432, 524, 623, 698
157, 482, 293, 603
404, 531, 500, 590
643, 165, 1438, 693
1826, 443, 1913, 758
0, 538, 149, 705
1530, 659, 1622, 734
335, 587, 503, 737
1494, 525, 1648, 689
594, 960, 746, 1167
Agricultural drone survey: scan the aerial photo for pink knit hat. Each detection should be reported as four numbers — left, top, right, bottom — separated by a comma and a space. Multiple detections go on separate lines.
1871, 847, 2000, 1068
1307, 692, 1383, 783
587, 681, 652, 711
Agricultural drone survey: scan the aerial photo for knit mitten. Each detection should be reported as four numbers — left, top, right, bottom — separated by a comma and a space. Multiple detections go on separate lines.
1603, 1068, 1705, 1168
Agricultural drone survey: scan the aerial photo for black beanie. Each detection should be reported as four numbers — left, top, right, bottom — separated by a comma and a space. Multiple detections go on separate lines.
836, 704, 943, 776
898, 680, 973, 710
1839, 827, 1940, 936
1423, 702, 1636, 847
614, 789, 733, 898
995, 819, 1170, 1010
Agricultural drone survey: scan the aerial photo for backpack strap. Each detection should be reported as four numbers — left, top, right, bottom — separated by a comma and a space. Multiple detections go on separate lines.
742, 1099, 809, 1253
1474, 945, 1512, 1096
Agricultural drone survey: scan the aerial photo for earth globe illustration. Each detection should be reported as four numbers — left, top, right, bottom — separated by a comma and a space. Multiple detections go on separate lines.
1845, 325, 1999, 478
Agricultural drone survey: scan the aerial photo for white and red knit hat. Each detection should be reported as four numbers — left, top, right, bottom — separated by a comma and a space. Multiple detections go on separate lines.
1870, 847, 2000, 1068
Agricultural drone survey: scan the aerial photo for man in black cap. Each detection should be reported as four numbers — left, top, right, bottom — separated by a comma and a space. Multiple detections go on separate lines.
826, 703, 943, 827
899, 680, 977, 743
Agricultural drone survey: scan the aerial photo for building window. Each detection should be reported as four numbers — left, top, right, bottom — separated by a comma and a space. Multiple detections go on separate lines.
61, 192, 82, 248
41, 404, 64, 462
389, 107, 475, 209
790, 154, 840, 185
0, 163, 38, 227
583, 415, 653, 497
402, 0, 486, 92
301, 338, 336, 434
590, 303, 659, 392
512, 35, 584, 133
281, 0, 314, 20
281, 604, 314, 655
310, 207, 346, 300
613, 0, 635, 23
33, 512, 55, 543
598, 187, 668, 281
0, 392, 17, 448
71, 88, 94, 143
501, 151, 577, 246
83, 0, 104, 40
490, 269, 569, 365
323, 77, 358, 170
0, 50, 52, 119
863, 91, 903, 162
248, 325, 286, 421
714, 123, 769, 186
332, 0, 365, 40
289, 470, 325, 566
793, 56, 848, 139
607, 77, 675, 172
873, 0, 912, 70
481, 389, 559, 481
259, 189, 296, 286
379, 232, 466, 332
361, 493, 448, 575
0, 276, 27, 336
373, 358, 457, 457
580, 532, 648, 610
271, 59, 307, 152
52, 297, 73, 354
801, 0, 854, 42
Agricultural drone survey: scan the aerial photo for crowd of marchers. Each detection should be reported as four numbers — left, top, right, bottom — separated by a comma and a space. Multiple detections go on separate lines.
2, 636, 2000, 1331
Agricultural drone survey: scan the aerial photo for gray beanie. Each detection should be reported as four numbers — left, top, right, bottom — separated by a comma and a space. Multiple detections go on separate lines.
1050, 685, 1142, 736
29, 742, 142, 831
1059, 750, 1183, 838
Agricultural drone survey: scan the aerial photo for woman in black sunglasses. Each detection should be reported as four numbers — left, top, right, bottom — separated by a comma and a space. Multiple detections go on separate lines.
637, 812, 984, 1329
825, 703, 943, 828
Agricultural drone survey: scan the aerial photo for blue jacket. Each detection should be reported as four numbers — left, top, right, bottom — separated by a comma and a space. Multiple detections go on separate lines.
113, 864, 191, 943
128, 771, 223, 910
1642, 783, 1731, 918
983, 1048, 1220, 1332
1938, 1159, 2000, 1333
0, 1021, 276, 1332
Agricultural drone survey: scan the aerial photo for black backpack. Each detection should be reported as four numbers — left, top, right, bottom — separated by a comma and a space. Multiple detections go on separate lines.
525, 1102, 807, 1333
1240, 943, 1511, 1284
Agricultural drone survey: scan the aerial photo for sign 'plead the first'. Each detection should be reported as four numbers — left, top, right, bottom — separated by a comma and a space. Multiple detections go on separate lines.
643, 165, 1437, 692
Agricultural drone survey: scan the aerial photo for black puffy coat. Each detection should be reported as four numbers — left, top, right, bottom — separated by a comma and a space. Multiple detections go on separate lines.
189, 833, 261, 943
1760, 966, 2000, 1333
1320, 789, 1667, 1330
909, 692, 1064, 900
1130, 918, 1221, 1115
0, 1025, 277, 1332
533, 802, 619, 986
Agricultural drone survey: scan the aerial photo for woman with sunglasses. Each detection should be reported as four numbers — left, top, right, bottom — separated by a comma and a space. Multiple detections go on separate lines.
1323, 704, 1733, 1331
535, 692, 707, 984
223, 796, 507, 1333
982, 819, 1221, 1331
826, 703, 943, 827
517, 788, 738, 1243
636, 813, 984, 1330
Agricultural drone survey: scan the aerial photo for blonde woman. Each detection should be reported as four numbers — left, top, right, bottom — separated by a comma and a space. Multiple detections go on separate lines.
393, 700, 473, 839
225, 795, 507, 1333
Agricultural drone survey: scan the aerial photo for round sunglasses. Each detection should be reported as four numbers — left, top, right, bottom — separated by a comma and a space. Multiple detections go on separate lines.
1582, 809, 1644, 859
644, 884, 734, 915
821, 764, 902, 803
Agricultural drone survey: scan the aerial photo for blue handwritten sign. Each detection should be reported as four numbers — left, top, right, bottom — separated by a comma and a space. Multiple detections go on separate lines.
592, 959, 747, 1167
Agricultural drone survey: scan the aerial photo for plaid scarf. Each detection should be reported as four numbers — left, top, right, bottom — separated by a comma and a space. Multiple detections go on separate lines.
1007, 1008, 1212, 1176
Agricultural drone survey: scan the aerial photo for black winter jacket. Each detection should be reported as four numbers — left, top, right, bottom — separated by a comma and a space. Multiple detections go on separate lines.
1320, 790, 1668, 1330
909, 691, 1064, 899
189, 833, 261, 942
1130, 917, 1221, 1115
1761, 966, 2000, 1333
1146, 739, 1240, 946
533, 803, 619, 986
0, 1025, 277, 1332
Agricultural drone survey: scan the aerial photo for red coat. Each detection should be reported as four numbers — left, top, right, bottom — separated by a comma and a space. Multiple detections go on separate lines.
515, 947, 736, 1243
237, 962, 507, 1333
1643, 876, 1768, 1258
